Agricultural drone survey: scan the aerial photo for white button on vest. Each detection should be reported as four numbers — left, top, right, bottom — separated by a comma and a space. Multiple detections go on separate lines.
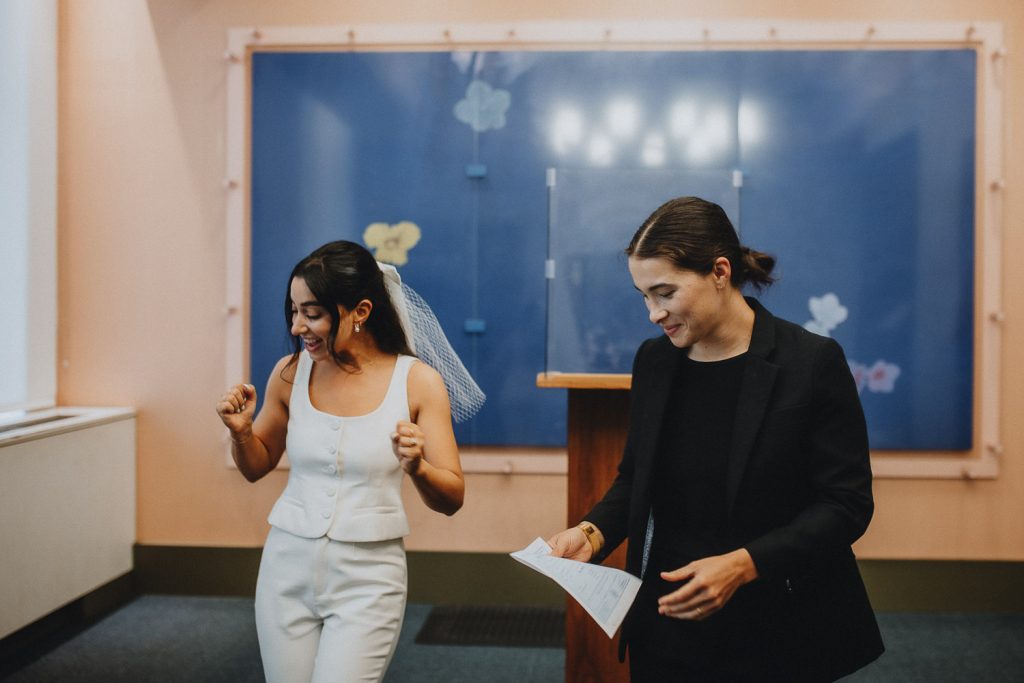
267, 352, 413, 542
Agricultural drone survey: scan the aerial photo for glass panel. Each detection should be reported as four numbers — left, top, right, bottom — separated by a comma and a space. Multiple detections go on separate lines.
546, 168, 738, 374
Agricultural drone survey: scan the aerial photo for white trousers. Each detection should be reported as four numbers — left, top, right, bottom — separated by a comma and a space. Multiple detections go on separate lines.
255, 527, 407, 683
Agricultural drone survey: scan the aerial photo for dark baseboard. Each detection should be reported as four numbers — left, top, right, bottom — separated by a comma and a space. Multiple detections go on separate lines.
859, 559, 1024, 612
131, 544, 1024, 613
133, 544, 263, 597
131, 544, 563, 606
406, 551, 564, 606
0, 572, 137, 678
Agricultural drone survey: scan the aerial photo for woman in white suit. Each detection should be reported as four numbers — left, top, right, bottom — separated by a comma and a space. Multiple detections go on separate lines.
216, 240, 468, 682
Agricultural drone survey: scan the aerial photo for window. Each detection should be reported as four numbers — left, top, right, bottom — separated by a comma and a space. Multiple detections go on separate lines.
0, 0, 57, 416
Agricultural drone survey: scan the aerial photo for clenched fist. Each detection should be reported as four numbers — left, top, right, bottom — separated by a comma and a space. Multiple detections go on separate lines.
217, 383, 256, 439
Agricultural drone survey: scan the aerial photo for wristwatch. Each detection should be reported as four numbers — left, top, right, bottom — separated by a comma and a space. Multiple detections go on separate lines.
576, 521, 602, 556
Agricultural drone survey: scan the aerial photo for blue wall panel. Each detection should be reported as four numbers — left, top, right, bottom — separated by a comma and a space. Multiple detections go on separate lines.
251, 49, 974, 449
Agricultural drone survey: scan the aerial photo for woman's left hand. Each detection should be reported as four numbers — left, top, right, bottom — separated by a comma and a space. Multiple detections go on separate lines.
657, 548, 758, 621
392, 420, 426, 475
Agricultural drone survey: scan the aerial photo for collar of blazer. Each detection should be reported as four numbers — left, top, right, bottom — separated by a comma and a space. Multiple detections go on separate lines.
636, 296, 780, 519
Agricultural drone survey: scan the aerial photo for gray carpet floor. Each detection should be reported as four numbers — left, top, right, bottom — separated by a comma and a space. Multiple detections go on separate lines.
5, 596, 1024, 682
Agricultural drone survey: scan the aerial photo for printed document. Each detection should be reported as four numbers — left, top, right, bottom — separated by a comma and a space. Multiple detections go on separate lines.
510, 537, 641, 638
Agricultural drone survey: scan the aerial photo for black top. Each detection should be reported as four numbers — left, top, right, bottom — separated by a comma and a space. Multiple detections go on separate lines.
633, 351, 774, 679
650, 351, 746, 568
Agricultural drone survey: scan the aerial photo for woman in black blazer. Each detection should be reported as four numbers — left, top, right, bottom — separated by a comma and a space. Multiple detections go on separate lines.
548, 197, 883, 682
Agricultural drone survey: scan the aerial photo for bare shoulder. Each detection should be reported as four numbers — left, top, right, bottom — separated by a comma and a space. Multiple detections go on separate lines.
407, 359, 453, 416
408, 358, 447, 396
274, 353, 299, 381
266, 353, 300, 404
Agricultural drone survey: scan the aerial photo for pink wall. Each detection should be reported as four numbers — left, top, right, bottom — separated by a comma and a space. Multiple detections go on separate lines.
58, 0, 1024, 558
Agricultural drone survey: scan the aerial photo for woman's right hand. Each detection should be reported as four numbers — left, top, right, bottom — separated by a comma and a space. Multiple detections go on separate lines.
546, 527, 594, 562
216, 383, 256, 438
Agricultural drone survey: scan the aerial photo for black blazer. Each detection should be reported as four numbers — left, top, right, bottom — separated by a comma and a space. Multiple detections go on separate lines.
587, 298, 884, 681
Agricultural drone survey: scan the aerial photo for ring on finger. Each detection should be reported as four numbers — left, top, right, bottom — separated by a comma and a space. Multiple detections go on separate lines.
696, 606, 704, 617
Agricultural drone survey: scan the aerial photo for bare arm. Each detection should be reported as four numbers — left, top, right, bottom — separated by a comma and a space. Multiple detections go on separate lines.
394, 362, 464, 515
216, 355, 292, 482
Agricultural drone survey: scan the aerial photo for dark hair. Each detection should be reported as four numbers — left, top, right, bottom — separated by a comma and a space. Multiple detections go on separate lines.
626, 196, 776, 291
285, 240, 413, 371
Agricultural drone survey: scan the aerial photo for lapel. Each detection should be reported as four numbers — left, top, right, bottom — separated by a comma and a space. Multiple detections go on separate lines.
633, 300, 778, 523
725, 298, 779, 517
633, 337, 681, 501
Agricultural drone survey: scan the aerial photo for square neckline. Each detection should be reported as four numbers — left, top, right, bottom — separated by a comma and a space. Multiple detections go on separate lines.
303, 353, 407, 420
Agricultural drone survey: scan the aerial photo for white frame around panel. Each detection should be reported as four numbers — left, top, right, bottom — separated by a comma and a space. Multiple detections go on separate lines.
224, 20, 1005, 480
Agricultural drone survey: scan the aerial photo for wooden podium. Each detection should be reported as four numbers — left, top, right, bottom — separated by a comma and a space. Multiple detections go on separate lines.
537, 372, 632, 683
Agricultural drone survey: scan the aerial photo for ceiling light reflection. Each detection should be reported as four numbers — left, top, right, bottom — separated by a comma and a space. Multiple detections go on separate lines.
669, 100, 699, 140
588, 134, 614, 166
686, 107, 732, 163
607, 98, 639, 139
739, 99, 764, 147
551, 107, 584, 155
642, 132, 666, 167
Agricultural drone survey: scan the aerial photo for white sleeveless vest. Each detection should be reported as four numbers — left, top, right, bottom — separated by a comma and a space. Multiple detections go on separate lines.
267, 351, 413, 542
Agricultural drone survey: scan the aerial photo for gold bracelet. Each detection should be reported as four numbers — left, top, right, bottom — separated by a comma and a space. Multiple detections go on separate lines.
576, 521, 603, 556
